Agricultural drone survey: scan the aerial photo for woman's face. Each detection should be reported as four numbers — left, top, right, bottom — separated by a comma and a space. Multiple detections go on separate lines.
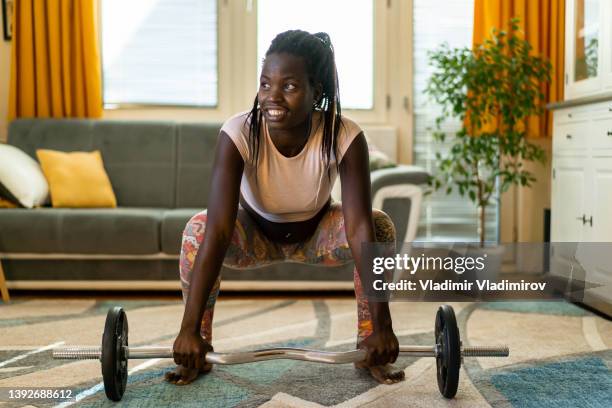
258, 52, 320, 132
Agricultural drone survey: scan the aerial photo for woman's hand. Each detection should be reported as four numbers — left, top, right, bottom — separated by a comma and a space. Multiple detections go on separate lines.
172, 329, 213, 370
359, 325, 400, 366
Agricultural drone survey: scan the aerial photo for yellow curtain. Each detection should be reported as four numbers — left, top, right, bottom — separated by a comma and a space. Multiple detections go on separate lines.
8, 0, 102, 120
473, 0, 564, 138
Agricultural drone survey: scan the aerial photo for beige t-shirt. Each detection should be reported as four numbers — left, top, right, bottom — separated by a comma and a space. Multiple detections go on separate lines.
221, 111, 362, 223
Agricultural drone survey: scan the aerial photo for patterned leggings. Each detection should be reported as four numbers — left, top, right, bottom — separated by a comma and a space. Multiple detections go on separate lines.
179, 202, 396, 344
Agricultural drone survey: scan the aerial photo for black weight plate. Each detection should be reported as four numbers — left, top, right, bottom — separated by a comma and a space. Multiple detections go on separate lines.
101, 307, 128, 401
435, 305, 461, 398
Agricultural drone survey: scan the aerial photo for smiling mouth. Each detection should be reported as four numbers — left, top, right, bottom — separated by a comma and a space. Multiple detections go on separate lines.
265, 108, 288, 121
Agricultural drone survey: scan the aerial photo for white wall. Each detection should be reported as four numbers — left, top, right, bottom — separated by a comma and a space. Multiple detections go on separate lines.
0, 39, 11, 142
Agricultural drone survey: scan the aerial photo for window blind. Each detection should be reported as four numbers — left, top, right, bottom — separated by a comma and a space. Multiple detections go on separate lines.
101, 0, 217, 107
413, 0, 499, 242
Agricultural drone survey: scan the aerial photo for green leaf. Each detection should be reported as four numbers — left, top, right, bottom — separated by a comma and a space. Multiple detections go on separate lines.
425, 17, 551, 202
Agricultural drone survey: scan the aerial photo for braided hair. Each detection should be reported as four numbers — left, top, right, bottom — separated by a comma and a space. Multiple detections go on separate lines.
247, 30, 343, 179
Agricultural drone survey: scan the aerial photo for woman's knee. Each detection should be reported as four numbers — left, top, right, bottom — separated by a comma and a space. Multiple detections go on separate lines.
180, 211, 208, 279
182, 211, 208, 247
372, 209, 396, 243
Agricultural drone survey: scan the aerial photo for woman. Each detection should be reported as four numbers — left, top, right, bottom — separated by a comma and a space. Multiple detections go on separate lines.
166, 30, 404, 386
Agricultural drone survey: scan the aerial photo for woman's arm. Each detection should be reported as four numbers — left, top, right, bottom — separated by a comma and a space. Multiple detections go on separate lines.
339, 132, 398, 366
174, 131, 243, 369
180, 131, 244, 331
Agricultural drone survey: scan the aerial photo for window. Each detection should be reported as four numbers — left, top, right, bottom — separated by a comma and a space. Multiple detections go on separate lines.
413, 0, 499, 242
100, 0, 393, 123
257, 0, 374, 110
101, 0, 217, 107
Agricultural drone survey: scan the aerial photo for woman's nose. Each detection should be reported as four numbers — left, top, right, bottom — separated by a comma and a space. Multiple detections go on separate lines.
268, 85, 283, 101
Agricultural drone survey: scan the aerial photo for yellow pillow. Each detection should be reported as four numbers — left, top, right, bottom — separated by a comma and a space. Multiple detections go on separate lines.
36, 149, 117, 208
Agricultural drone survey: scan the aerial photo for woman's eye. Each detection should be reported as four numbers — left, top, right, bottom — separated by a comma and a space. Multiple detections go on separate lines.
260, 83, 270, 90
285, 83, 297, 91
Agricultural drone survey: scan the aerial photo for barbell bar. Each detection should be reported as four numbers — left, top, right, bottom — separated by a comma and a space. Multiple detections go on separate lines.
54, 344, 508, 361
52, 305, 509, 401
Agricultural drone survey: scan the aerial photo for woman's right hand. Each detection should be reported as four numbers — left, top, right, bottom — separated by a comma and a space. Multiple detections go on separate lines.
172, 329, 213, 369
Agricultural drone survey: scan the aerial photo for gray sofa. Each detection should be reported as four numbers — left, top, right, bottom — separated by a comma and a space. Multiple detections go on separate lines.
0, 119, 428, 290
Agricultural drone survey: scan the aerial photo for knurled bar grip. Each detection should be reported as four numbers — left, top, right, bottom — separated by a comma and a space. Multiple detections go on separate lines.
53, 344, 509, 363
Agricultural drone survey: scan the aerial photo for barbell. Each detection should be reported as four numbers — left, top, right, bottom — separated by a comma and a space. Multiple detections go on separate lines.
52, 305, 509, 401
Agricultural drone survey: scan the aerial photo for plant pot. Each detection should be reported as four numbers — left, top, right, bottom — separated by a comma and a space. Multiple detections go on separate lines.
461, 244, 504, 299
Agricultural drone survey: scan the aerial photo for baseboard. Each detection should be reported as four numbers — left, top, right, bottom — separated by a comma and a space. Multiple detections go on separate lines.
6, 280, 355, 291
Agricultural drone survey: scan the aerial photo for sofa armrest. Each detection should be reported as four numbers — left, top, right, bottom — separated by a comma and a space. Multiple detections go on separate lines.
370, 165, 429, 244
370, 165, 429, 198
329, 165, 430, 242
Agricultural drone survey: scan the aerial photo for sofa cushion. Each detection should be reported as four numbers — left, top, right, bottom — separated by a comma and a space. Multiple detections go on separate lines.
0, 208, 163, 254
93, 121, 177, 208
2, 260, 166, 281
8, 119, 95, 157
8, 119, 178, 208
161, 208, 202, 255
175, 123, 220, 208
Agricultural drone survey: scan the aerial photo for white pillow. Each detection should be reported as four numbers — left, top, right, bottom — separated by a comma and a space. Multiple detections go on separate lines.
0, 144, 49, 208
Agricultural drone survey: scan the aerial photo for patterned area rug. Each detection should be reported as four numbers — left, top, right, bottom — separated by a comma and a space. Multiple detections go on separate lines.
0, 299, 611, 407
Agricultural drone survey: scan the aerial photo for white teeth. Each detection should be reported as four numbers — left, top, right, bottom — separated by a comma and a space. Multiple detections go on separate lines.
268, 109, 285, 116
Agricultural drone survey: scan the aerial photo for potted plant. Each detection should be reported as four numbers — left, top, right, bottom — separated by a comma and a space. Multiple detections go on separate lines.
425, 19, 551, 249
